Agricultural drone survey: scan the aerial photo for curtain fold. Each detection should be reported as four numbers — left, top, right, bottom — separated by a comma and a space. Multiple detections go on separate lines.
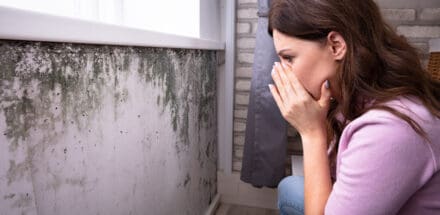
240, 0, 288, 188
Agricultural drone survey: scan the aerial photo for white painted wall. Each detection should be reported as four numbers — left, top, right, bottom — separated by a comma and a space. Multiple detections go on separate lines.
0, 42, 218, 215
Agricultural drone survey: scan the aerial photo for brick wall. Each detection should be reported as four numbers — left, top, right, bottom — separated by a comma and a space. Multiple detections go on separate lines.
232, 0, 440, 173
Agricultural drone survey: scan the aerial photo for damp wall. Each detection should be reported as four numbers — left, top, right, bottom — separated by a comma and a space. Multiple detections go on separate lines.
0, 40, 218, 215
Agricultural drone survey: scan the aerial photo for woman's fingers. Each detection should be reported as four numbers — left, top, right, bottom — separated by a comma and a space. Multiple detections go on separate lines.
280, 63, 309, 98
269, 62, 332, 136
271, 66, 288, 102
274, 62, 296, 96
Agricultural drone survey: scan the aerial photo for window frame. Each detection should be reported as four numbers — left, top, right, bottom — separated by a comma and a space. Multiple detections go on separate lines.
0, 5, 224, 50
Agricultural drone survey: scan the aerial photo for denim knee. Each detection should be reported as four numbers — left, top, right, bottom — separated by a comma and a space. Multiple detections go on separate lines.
277, 176, 305, 215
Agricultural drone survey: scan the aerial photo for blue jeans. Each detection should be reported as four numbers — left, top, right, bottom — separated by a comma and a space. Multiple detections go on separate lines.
278, 176, 305, 215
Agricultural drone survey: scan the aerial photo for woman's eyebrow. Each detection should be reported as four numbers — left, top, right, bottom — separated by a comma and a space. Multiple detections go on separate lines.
277, 49, 291, 55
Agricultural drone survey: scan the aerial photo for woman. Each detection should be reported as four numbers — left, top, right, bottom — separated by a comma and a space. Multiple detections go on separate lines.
267, 0, 440, 214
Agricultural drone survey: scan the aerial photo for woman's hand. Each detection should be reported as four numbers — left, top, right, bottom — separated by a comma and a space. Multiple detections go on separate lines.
270, 62, 334, 214
268, 62, 332, 138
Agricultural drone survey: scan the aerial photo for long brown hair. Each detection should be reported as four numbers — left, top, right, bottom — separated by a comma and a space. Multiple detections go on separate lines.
268, 0, 440, 169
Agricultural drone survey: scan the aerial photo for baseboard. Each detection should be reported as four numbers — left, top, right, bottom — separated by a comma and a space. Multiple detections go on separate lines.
204, 193, 221, 215
217, 171, 278, 210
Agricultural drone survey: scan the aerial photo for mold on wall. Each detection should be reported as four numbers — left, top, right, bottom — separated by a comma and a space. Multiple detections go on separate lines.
0, 40, 217, 215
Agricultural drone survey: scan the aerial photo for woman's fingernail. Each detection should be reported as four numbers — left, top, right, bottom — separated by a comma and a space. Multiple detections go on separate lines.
271, 69, 275, 75
325, 80, 330, 89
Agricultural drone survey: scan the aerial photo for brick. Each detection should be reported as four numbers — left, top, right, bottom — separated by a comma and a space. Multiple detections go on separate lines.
234, 146, 244, 159
237, 37, 256, 49
237, 53, 254, 64
233, 160, 242, 171
235, 79, 251, 91
397, 26, 440, 38
236, 22, 251, 34
251, 21, 258, 35
238, 0, 257, 4
236, 67, 253, 78
291, 140, 303, 151
381, 9, 415, 21
235, 93, 250, 105
237, 8, 258, 19
234, 107, 248, 119
234, 121, 246, 132
419, 8, 440, 21
234, 135, 245, 146
375, 1, 440, 9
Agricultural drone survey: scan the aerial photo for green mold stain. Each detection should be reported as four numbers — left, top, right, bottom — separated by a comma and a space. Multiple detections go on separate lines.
6, 159, 31, 186
0, 40, 217, 184
134, 48, 217, 150
2, 93, 35, 152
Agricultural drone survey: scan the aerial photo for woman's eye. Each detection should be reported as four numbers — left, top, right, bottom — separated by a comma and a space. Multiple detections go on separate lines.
282, 56, 293, 63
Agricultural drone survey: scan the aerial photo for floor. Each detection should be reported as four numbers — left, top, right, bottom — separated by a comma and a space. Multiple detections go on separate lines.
215, 203, 279, 215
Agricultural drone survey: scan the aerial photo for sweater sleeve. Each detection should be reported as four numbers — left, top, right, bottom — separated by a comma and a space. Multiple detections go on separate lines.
325, 115, 436, 215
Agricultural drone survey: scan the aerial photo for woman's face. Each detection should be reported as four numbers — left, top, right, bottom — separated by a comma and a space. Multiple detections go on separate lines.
272, 29, 340, 100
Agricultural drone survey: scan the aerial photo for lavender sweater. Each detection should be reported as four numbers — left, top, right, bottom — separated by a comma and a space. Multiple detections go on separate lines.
325, 97, 440, 214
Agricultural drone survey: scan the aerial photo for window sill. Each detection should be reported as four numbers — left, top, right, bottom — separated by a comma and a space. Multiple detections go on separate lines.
0, 6, 225, 50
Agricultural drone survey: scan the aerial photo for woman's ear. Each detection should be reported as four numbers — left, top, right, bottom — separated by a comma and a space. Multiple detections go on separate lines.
327, 31, 347, 61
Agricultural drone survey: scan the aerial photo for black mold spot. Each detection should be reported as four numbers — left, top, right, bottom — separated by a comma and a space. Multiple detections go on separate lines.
11, 193, 32, 209
65, 177, 86, 187
4, 193, 16, 200
183, 173, 191, 187
205, 141, 211, 157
